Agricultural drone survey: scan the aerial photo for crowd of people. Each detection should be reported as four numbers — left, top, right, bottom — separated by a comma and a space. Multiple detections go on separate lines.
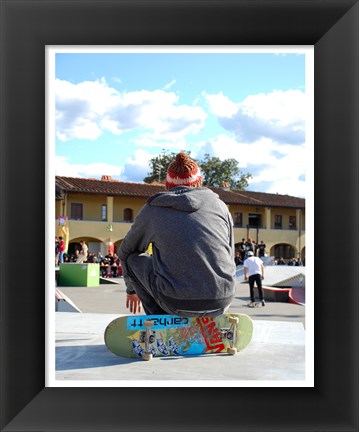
234, 238, 267, 265
55, 237, 123, 278
274, 257, 305, 266
234, 237, 305, 266
56, 235, 304, 276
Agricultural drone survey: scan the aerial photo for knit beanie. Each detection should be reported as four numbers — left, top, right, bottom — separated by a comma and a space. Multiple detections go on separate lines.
165, 152, 203, 190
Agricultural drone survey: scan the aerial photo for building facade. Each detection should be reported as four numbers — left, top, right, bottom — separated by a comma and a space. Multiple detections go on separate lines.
55, 176, 305, 261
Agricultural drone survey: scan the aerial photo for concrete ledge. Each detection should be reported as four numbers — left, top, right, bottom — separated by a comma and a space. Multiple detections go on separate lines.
254, 286, 291, 302
253, 286, 305, 305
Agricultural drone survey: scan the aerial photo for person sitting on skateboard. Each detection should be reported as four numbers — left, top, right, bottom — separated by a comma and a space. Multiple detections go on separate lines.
119, 152, 236, 317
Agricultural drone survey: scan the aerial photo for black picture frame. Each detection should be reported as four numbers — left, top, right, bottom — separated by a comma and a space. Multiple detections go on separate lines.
1, 1, 358, 431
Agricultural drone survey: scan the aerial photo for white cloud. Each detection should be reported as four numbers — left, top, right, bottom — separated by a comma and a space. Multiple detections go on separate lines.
121, 149, 153, 182
163, 79, 176, 90
197, 134, 306, 197
202, 91, 238, 117
203, 89, 305, 144
56, 78, 207, 143
56, 118, 103, 141
248, 145, 306, 196
55, 150, 160, 184
133, 134, 187, 150
112, 76, 122, 84
240, 90, 305, 126
197, 135, 280, 168
55, 79, 308, 196
55, 155, 124, 179
198, 89, 308, 196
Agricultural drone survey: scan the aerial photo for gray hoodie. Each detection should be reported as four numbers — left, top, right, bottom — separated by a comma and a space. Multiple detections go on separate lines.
119, 186, 236, 309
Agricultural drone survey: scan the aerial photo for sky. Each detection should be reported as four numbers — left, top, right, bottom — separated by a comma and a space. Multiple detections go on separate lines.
53, 47, 312, 197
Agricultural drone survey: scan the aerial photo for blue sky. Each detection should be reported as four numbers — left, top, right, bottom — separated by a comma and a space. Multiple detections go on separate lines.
53, 48, 312, 197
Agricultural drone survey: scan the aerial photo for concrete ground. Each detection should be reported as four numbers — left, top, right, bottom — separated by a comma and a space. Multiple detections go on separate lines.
58, 278, 306, 326
54, 279, 309, 385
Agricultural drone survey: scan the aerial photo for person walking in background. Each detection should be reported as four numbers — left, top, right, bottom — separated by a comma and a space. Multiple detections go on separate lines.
243, 251, 265, 308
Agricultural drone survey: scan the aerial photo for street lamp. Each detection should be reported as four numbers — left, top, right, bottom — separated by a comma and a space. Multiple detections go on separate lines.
156, 163, 164, 182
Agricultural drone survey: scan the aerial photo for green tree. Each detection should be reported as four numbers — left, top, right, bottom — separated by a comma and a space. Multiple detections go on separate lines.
144, 150, 252, 190
198, 154, 252, 190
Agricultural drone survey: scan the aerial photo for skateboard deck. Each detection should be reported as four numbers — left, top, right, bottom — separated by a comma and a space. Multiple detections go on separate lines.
104, 313, 253, 360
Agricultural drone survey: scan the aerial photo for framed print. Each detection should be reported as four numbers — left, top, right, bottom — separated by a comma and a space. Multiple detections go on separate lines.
1, 1, 358, 431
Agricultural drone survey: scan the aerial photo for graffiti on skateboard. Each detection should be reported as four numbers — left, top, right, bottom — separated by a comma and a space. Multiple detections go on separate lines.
104, 313, 253, 361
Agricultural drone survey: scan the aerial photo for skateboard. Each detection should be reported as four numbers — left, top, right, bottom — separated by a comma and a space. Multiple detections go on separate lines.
104, 313, 253, 361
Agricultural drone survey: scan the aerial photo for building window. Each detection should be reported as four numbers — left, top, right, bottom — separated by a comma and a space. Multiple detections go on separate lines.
70, 203, 83, 220
274, 215, 282, 229
233, 212, 243, 227
124, 208, 133, 222
248, 214, 261, 228
101, 204, 107, 221
289, 216, 297, 230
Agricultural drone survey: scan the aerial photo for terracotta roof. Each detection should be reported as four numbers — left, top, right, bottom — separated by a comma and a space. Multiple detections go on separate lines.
55, 176, 305, 209
55, 176, 165, 197
211, 188, 305, 208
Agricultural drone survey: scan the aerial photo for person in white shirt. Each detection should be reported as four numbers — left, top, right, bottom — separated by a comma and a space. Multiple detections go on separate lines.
76, 240, 88, 263
243, 251, 265, 308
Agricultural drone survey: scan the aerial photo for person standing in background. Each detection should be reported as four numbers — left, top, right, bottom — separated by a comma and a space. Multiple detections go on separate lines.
58, 236, 65, 264
76, 240, 88, 263
243, 251, 265, 308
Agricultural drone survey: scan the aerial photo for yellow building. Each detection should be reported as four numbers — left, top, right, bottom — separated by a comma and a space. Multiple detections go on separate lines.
55, 175, 305, 261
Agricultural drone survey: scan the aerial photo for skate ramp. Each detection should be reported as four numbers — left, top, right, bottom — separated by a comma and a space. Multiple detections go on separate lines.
55, 288, 82, 313
289, 287, 305, 305
237, 265, 305, 305
263, 266, 305, 288
237, 265, 305, 288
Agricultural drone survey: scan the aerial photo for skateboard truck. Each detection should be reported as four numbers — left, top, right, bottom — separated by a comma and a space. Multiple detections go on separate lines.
220, 316, 239, 355
140, 320, 155, 361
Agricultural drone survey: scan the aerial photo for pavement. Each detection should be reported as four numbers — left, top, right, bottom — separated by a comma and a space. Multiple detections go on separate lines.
53, 278, 310, 385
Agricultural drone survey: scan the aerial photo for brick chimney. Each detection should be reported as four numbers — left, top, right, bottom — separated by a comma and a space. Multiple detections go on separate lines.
221, 182, 230, 191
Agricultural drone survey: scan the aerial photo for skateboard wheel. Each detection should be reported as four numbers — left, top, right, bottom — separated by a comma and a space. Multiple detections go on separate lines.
229, 316, 239, 324
142, 353, 153, 361
227, 347, 237, 355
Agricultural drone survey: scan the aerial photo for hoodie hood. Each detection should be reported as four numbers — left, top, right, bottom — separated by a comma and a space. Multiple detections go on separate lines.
148, 186, 218, 212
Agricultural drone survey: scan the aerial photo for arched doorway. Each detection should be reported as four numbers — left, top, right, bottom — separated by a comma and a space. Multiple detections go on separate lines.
114, 239, 124, 255
271, 243, 296, 260
68, 237, 104, 259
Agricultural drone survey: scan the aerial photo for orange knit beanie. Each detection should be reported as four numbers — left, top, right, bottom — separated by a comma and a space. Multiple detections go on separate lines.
165, 152, 203, 190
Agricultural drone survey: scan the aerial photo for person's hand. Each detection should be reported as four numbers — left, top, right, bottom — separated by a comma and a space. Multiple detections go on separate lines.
126, 293, 142, 314
244, 275, 248, 281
